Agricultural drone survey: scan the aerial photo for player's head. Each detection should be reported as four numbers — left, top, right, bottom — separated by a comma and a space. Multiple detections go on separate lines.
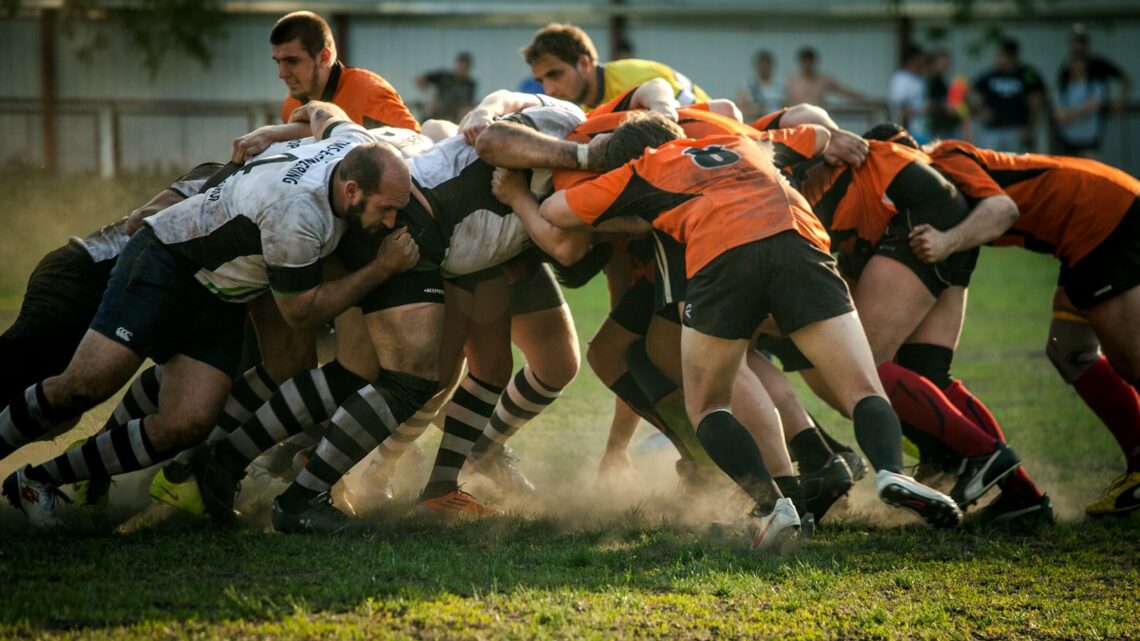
521, 23, 599, 103
863, 122, 919, 150
270, 11, 337, 101
604, 111, 686, 171
797, 47, 818, 73
336, 142, 411, 231
995, 38, 1019, 71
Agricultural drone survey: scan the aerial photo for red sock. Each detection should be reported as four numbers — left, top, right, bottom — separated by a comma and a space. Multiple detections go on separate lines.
944, 380, 1044, 498
1072, 357, 1140, 471
943, 380, 1007, 442
878, 362, 998, 458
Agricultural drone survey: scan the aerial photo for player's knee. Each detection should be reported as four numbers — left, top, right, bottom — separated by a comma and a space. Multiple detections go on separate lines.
49, 373, 118, 414
1045, 320, 1100, 384
894, 343, 954, 389
531, 344, 579, 389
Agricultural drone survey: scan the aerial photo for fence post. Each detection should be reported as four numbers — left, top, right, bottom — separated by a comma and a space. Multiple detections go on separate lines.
98, 106, 116, 178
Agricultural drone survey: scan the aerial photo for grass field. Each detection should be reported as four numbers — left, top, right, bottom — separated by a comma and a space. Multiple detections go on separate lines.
0, 170, 1138, 640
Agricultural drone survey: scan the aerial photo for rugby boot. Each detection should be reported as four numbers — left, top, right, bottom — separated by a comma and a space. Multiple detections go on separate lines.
749, 497, 801, 555
876, 470, 963, 528
979, 492, 1054, 526
3, 465, 69, 528
1085, 471, 1140, 517
949, 443, 1022, 509
839, 450, 868, 482
470, 445, 536, 495
187, 442, 243, 525
65, 439, 112, 508
416, 489, 500, 517
149, 465, 205, 516
271, 491, 363, 534
799, 453, 854, 522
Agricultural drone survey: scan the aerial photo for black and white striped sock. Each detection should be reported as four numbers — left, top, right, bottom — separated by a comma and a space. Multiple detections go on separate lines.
103, 365, 163, 432
212, 361, 368, 475
0, 382, 71, 458
209, 364, 279, 440
292, 371, 437, 495
421, 374, 502, 498
470, 365, 562, 461
36, 418, 161, 485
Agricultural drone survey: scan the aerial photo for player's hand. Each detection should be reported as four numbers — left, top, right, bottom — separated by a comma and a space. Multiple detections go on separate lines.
287, 103, 313, 123
908, 224, 955, 263
585, 133, 613, 172
231, 128, 277, 164
645, 97, 680, 122
823, 129, 868, 167
459, 108, 495, 145
124, 207, 149, 236
491, 167, 530, 205
375, 227, 420, 276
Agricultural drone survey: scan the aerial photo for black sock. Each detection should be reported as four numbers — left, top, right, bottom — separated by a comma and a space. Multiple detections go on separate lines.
810, 413, 854, 454
788, 428, 833, 471
695, 409, 779, 506
852, 396, 903, 473
895, 343, 955, 389
276, 483, 319, 512
626, 339, 677, 403
609, 372, 689, 456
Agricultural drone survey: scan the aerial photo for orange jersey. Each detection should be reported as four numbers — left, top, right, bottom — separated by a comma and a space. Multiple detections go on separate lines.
930, 141, 1140, 264
281, 62, 420, 132
795, 141, 953, 252
555, 88, 818, 190
752, 108, 788, 132
564, 134, 830, 278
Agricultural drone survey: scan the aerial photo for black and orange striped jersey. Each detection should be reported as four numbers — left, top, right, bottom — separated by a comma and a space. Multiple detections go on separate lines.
282, 61, 420, 132
794, 140, 963, 255
564, 134, 830, 278
930, 141, 1140, 265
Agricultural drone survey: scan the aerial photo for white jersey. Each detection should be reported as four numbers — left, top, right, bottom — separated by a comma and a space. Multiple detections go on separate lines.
261, 126, 432, 161
145, 123, 376, 302
409, 96, 585, 276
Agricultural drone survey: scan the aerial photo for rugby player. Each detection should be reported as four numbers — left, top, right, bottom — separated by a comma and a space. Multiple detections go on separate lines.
2, 102, 416, 527
902, 134, 1140, 517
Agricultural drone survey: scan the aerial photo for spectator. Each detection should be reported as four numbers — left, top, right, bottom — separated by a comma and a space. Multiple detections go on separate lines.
970, 38, 1045, 152
738, 49, 785, 122
887, 44, 929, 141
416, 51, 477, 123
785, 46, 876, 107
1053, 24, 1132, 158
1052, 56, 1107, 158
927, 48, 969, 140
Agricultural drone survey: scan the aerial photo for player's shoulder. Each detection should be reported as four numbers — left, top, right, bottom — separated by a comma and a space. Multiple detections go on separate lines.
341, 65, 397, 90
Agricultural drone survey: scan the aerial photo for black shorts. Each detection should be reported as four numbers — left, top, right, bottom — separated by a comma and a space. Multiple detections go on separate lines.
445, 266, 503, 294
0, 243, 115, 402
89, 228, 246, 377
509, 263, 565, 315
651, 231, 687, 313
609, 276, 655, 335
1061, 198, 1140, 310
754, 334, 814, 372
335, 222, 446, 313
684, 232, 855, 340
875, 215, 978, 296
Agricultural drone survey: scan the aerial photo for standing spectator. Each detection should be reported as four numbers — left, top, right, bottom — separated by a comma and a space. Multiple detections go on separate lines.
738, 50, 785, 122
1055, 24, 1132, 158
887, 44, 929, 141
970, 38, 1045, 152
1052, 56, 1107, 157
927, 48, 969, 140
785, 46, 875, 107
416, 52, 477, 123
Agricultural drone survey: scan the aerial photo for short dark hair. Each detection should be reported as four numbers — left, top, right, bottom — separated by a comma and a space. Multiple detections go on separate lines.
754, 49, 774, 64
797, 47, 818, 62
270, 11, 334, 58
862, 122, 919, 150
521, 23, 599, 66
336, 142, 396, 195
604, 111, 686, 171
999, 38, 1020, 58
903, 44, 925, 64
457, 51, 472, 64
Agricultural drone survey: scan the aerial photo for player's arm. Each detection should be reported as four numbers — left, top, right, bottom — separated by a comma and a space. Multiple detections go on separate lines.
491, 168, 593, 266
287, 100, 355, 141
908, 193, 1019, 263
231, 122, 312, 164
123, 188, 188, 236
272, 227, 420, 331
475, 119, 607, 172
459, 90, 546, 143
627, 78, 680, 120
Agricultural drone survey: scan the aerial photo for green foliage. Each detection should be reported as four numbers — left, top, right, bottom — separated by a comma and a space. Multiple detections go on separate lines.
7, 0, 227, 78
